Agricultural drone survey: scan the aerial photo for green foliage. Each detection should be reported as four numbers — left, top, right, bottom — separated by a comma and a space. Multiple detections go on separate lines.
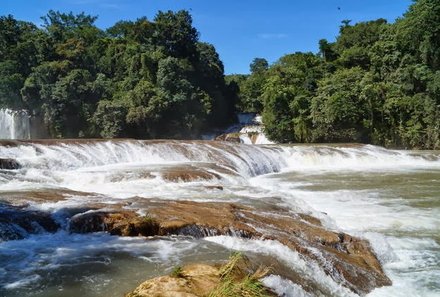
2, 1, 440, 148
0, 61, 24, 108
228, 58, 270, 113
153, 10, 199, 58
311, 67, 369, 142
208, 276, 269, 297
234, 0, 440, 149
262, 52, 323, 142
250, 58, 269, 74
218, 252, 244, 279
92, 100, 127, 138
170, 266, 184, 278
0, 10, 235, 138
395, 0, 440, 69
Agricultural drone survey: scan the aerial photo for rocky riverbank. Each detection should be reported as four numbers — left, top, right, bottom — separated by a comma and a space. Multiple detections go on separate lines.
68, 199, 390, 295
6, 140, 431, 296
1, 194, 391, 295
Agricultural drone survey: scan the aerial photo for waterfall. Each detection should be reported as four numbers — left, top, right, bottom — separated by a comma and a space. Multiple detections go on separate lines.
0, 140, 439, 296
0, 109, 31, 140
1, 140, 439, 175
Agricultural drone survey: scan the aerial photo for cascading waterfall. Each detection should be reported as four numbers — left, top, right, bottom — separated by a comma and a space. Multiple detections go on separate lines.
0, 140, 439, 297
0, 109, 31, 140
1, 141, 438, 175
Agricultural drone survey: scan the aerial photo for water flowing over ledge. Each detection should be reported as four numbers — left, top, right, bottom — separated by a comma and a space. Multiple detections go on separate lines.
0, 140, 439, 177
0, 139, 439, 297
0, 109, 31, 140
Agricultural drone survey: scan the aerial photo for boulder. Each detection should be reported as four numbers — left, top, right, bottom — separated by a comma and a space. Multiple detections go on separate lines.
125, 264, 221, 297
0, 204, 59, 241
70, 200, 391, 295
0, 158, 21, 170
69, 211, 160, 236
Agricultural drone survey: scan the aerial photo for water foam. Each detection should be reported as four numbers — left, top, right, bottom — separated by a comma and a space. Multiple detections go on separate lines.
279, 145, 440, 172
205, 236, 358, 297
262, 275, 312, 297
0, 109, 31, 139
1, 140, 440, 296
0, 232, 208, 291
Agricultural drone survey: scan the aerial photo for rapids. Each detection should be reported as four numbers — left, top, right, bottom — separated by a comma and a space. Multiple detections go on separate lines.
0, 140, 439, 296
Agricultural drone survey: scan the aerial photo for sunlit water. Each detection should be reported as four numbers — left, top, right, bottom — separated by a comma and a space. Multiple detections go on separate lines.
252, 166, 440, 297
0, 140, 439, 296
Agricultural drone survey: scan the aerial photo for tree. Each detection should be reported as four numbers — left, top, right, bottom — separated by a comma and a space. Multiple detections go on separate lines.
195, 42, 235, 127
318, 39, 337, 62
262, 53, 322, 142
311, 67, 369, 142
395, 0, 440, 70
250, 58, 269, 74
153, 10, 199, 58
2, 4, 440, 148
0, 9, 235, 139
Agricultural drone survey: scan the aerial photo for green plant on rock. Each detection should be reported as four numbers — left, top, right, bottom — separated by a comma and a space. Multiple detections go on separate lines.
208, 252, 271, 297
170, 266, 185, 278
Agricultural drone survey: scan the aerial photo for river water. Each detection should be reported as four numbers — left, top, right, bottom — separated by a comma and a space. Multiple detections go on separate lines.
0, 140, 438, 297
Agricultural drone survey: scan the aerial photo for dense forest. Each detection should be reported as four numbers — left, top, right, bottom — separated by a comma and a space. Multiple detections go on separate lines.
229, 0, 440, 149
0, 10, 237, 138
0, 0, 439, 148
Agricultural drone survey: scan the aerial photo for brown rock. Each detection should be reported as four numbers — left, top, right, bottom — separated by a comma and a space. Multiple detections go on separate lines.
69, 211, 160, 236
125, 254, 276, 297
215, 133, 241, 143
125, 264, 220, 297
70, 200, 391, 295
161, 168, 221, 182
158, 163, 237, 182
0, 189, 93, 206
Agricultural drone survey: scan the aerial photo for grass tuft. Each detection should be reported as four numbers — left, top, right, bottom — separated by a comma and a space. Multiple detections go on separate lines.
170, 266, 184, 278
219, 251, 244, 279
208, 252, 271, 297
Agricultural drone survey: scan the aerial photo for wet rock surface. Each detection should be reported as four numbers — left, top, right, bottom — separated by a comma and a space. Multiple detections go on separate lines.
70, 199, 391, 295
69, 211, 160, 236
0, 203, 59, 241
0, 158, 21, 170
215, 133, 241, 143
0, 189, 92, 206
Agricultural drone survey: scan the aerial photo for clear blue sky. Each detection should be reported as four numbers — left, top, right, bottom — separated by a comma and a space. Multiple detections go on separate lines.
1, 0, 412, 74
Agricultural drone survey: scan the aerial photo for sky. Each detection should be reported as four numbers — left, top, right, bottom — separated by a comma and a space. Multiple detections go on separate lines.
1, 0, 413, 74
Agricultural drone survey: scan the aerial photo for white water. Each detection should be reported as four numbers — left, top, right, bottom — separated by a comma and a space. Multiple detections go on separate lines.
205, 236, 357, 297
239, 125, 275, 144
0, 232, 231, 296
0, 109, 31, 139
208, 112, 274, 144
0, 141, 439, 296
262, 275, 313, 297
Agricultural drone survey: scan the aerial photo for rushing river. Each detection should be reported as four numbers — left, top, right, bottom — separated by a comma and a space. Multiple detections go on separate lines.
0, 140, 439, 297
